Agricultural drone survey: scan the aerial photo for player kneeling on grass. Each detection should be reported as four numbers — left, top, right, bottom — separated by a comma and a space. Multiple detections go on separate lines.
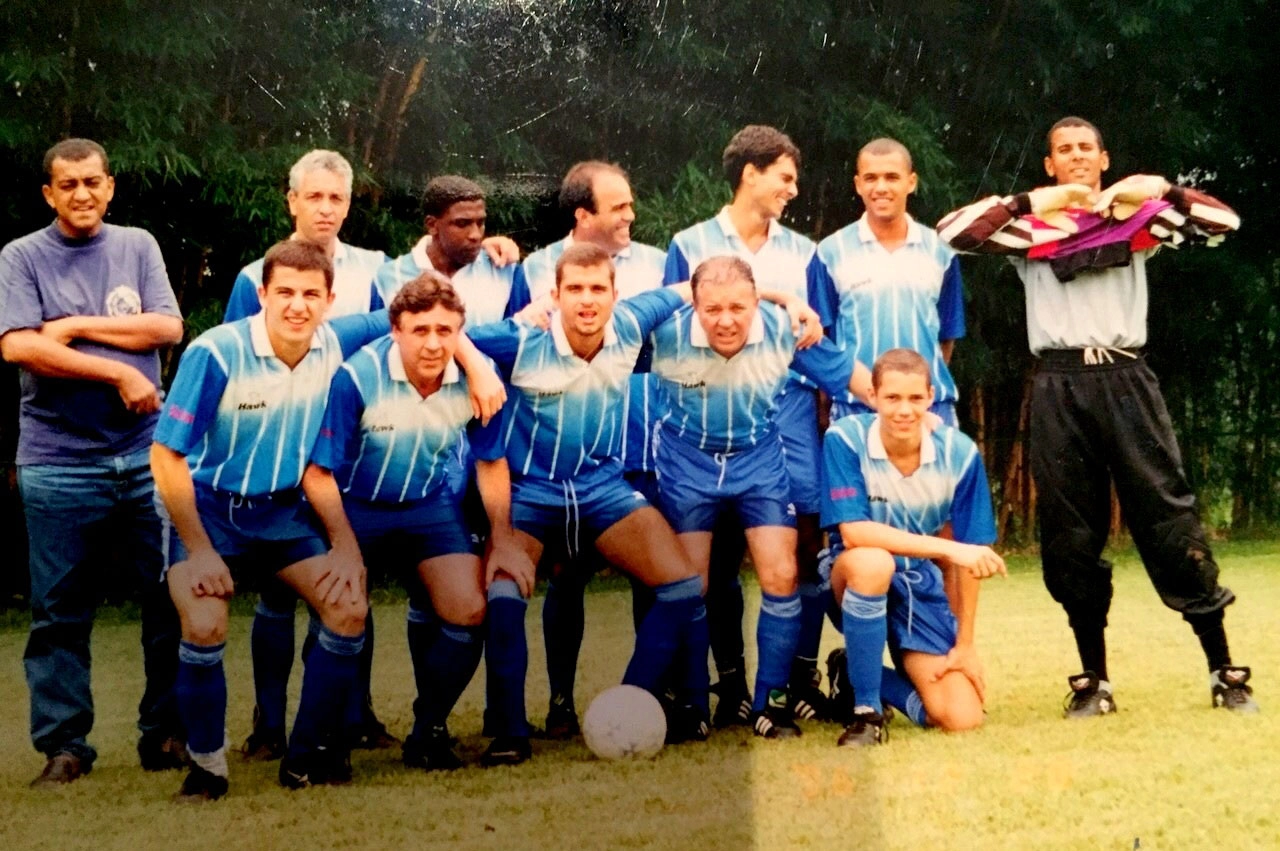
821, 348, 1005, 747
649, 255, 866, 739
151, 241, 505, 799
304, 271, 529, 771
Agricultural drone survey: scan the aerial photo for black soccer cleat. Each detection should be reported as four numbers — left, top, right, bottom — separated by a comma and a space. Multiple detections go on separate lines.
138, 732, 190, 772
836, 709, 889, 748
665, 703, 711, 744
826, 647, 855, 723
752, 690, 802, 739
790, 666, 833, 722
176, 765, 228, 802
1062, 671, 1117, 719
403, 727, 464, 771
240, 706, 287, 761
481, 735, 532, 767
1212, 666, 1260, 714
278, 746, 351, 790
711, 675, 753, 729
541, 701, 581, 740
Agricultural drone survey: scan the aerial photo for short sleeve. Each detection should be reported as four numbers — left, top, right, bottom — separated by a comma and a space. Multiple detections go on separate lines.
310, 365, 364, 472
820, 426, 872, 529
329, 310, 391, 359
617, 288, 685, 338
138, 232, 181, 318
466, 402, 509, 462
663, 242, 690, 286
937, 255, 966, 341
504, 265, 532, 318
153, 341, 229, 454
949, 447, 997, 545
806, 254, 840, 332
223, 270, 262, 322
792, 337, 854, 398
466, 320, 523, 373
0, 243, 45, 335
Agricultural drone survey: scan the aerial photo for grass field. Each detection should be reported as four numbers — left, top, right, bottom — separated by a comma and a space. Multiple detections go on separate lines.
0, 542, 1277, 850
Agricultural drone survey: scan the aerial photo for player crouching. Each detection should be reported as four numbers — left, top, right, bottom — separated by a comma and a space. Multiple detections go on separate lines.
821, 349, 1005, 746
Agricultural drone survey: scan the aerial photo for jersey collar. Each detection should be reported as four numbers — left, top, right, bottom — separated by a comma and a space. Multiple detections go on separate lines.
867, 417, 937, 465
248, 311, 323, 358
563, 231, 633, 262
856, 213, 922, 246
386, 341, 461, 386
715, 206, 782, 247
688, 306, 766, 350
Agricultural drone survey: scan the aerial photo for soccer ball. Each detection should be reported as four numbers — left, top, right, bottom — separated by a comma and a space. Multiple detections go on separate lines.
582, 684, 667, 760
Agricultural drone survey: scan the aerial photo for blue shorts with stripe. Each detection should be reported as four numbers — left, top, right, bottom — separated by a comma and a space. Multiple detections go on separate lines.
654, 429, 796, 534
830, 399, 958, 428
775, 385, 822, 514
512, 468, 650, 560
886, 558, 957, 660
345, 491, 476, 570
157, 486, 328, 577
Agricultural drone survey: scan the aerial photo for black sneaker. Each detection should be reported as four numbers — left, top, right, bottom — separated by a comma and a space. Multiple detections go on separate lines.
752, 690, 802, 739
711, 676, 752, 728
837, 709, 889, 748
138, 733, 190, 772
790, 666, 832, 722
665, 703, 711, 744
241, 707, 287, 761
1063, 671, 1117, 718
176, 765, 228, 801
403, 727, 463, 771
481, 735, 531, 767
1212, 666, 1260, 714
541, 702, 581, 740
278, 746, 351, 789
826, 647, 854, 723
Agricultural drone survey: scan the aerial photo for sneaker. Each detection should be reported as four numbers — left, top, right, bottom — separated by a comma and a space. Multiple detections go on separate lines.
1062, 671, 1117, 718
175, 765, 228, 802
278, 746, 351, 789
790, 666, 832, 721
138, 733, 190, 772
403, 727, 463, 771
351, 716, 400, 750
752, 690, 802, 739
836, 709, 889, 748
826, 647, 854, 723
30, 751, 89, 788
481, 735, 531, 767
665, 703, 711, 744
541, 703, 581, 740
711, 676, 752, 728
240, 707, 287, 761
1212, 666, 1260, 714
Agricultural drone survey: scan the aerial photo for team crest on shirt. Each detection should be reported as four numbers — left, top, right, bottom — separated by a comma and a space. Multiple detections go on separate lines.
105, 286, 142, 316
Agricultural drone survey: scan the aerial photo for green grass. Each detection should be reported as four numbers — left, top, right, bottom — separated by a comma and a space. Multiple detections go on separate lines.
1, 542, 1277, 850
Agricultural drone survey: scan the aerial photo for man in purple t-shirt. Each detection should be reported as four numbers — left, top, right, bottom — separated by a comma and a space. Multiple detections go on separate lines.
0, 138, 187, 787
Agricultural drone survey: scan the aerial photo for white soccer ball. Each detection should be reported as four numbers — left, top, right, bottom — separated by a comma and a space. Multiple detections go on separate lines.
582, 684, 667, 760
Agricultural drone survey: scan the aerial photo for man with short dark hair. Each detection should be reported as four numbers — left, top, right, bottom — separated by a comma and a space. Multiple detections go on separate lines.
937, 116, 1257, 717
0, 137, 187, 787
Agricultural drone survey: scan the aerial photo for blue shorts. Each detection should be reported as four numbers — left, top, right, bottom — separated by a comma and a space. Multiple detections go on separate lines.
624, 469, 661, 507
654, 429, 796, 534
886, 558, 957, 660
831, 399, 958, 428
158, 486, 328, 577
344, 491, 475, 570
512, 470, 649, 560
775, 385, 822, 515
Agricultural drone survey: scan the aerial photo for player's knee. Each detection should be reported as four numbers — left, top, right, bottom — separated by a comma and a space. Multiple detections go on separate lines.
931, 701, 984, 733
318, 596, 368, 637
440, 593, 486, 628
838, 548, 895, 593
181, 609, 228, 646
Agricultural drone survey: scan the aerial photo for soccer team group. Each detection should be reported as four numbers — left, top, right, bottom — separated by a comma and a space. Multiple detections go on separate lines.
0, 116, 1259, 803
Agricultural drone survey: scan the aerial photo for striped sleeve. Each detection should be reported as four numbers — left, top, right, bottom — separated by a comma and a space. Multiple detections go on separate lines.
1163, 186, 1241, 244
936, 194, 1037, 255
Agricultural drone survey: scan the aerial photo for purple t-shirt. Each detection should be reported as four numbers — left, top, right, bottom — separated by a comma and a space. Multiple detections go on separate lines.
0, 222, 181, 464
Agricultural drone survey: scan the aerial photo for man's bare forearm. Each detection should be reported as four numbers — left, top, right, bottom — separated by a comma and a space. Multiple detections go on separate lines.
1, 329, 133, 384
51, 313, 183, 351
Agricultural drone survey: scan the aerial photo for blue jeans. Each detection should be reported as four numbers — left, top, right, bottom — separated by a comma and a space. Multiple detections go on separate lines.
19, 448, 181, 764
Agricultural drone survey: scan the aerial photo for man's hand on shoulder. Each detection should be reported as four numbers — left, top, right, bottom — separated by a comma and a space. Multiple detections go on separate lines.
482, 235, 521, 267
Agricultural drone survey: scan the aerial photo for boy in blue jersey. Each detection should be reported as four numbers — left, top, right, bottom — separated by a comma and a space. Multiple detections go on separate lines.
305, 272, 530, 770
521, 161, 671, 738
811, 138, 964, 425
467, 243, 770, 760
665, 126, 854, 726
150, 240, 502, 798
650, 256, 864, 738
822, 349, 1005, 747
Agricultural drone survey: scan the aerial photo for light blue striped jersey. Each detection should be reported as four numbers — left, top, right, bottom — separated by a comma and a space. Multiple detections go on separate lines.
223, 239, 387, 322
664, 207, 834, 389
468, 288, 685, 483
373, 236, 531, 327
524, 234, 668, 473
651, 302, 853, 453
523, 234, 669, 301
155, 310, 389, 496
812, 215, 964, 405
310, 335, 505, 502
821, 414, 995, 570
